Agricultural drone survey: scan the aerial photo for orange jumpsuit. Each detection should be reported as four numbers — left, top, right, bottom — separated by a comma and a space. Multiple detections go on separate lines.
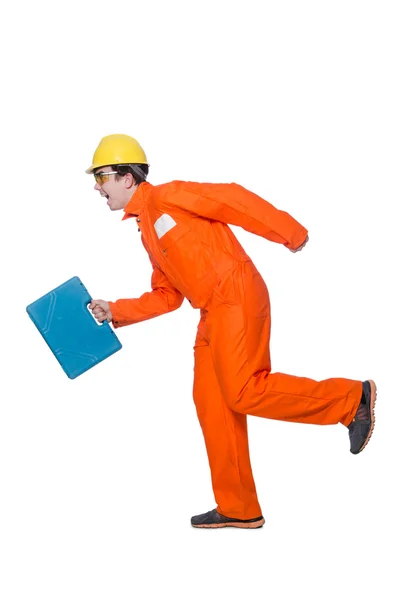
108, 181, 362, 520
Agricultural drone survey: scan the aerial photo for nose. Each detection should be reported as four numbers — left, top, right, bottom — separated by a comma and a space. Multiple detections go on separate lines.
94, 182, 101, 191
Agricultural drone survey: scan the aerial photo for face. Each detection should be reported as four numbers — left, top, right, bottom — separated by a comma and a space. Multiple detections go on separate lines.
93, 165, 137, 211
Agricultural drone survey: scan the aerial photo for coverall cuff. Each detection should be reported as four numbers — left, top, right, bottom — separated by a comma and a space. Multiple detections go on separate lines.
285, 228, 308, 251
108, 300, 126, 329
340, 381, 363, 427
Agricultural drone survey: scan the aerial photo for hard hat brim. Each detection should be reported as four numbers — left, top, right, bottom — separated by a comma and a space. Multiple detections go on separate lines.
85, 161, 149, 175
85, 164, 100, 174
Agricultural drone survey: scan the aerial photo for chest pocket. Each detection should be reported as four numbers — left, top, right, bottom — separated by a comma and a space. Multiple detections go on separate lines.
154, 214, 189, 250
153, 215, 218, 308
154, 214, 178, 241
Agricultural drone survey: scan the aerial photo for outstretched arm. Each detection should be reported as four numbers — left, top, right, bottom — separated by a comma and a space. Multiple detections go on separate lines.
169, 181, 308, 251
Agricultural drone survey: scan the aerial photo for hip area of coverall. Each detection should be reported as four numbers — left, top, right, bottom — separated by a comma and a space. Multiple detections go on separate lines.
199, 259, 271, 329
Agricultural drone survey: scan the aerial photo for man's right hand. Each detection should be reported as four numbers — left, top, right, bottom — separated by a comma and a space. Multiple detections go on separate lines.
89, 299, 113, 323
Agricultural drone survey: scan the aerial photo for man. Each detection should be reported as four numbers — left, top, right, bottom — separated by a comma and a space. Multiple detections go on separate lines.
87, 133, 377, 529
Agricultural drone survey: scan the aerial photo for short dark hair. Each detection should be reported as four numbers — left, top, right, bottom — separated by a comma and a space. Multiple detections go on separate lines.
112, 164, 149, 185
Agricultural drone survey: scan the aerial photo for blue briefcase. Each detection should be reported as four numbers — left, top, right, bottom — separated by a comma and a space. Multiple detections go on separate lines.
26, 276, 122, 379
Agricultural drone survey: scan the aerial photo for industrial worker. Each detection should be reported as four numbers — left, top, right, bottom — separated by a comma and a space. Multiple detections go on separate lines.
87, 134, 377, 530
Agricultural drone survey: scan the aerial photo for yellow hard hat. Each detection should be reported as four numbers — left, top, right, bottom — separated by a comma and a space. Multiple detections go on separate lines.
85, 134, 148, 174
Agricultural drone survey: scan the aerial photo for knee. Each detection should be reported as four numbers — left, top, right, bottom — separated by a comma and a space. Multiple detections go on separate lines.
223, 391, 243, 413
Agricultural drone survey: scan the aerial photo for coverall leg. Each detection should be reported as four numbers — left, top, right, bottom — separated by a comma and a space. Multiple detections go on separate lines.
193, 259, 363, 520
193, 316, 263, 520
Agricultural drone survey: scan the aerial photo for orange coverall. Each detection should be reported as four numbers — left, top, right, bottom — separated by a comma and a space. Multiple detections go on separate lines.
108, 181, 363, 520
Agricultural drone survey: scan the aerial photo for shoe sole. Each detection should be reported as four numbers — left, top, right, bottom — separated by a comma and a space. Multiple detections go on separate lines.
358, 379, 377, 453
192, 517, 265, 529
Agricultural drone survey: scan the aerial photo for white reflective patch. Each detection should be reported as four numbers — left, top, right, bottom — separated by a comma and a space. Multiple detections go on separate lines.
154, 214, 177, 239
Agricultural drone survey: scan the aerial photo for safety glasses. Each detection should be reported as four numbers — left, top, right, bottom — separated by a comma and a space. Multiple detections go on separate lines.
94, 171, 118, 185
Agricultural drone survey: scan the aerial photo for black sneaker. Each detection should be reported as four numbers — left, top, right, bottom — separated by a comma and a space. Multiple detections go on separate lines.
191, 508, 265, 529
348, 380, 377, 454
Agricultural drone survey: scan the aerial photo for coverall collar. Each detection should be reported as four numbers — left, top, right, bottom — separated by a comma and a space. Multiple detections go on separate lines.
122, 181, 152, 220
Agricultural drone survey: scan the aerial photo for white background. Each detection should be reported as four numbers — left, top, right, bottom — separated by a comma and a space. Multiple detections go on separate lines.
1, 1, 396, 598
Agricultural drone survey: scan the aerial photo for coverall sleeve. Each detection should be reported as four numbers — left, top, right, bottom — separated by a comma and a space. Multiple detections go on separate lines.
108, 257, 184, 329
176, 182, 308, 250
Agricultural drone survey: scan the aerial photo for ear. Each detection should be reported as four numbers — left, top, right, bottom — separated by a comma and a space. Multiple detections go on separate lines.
124, 172, 136, 189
